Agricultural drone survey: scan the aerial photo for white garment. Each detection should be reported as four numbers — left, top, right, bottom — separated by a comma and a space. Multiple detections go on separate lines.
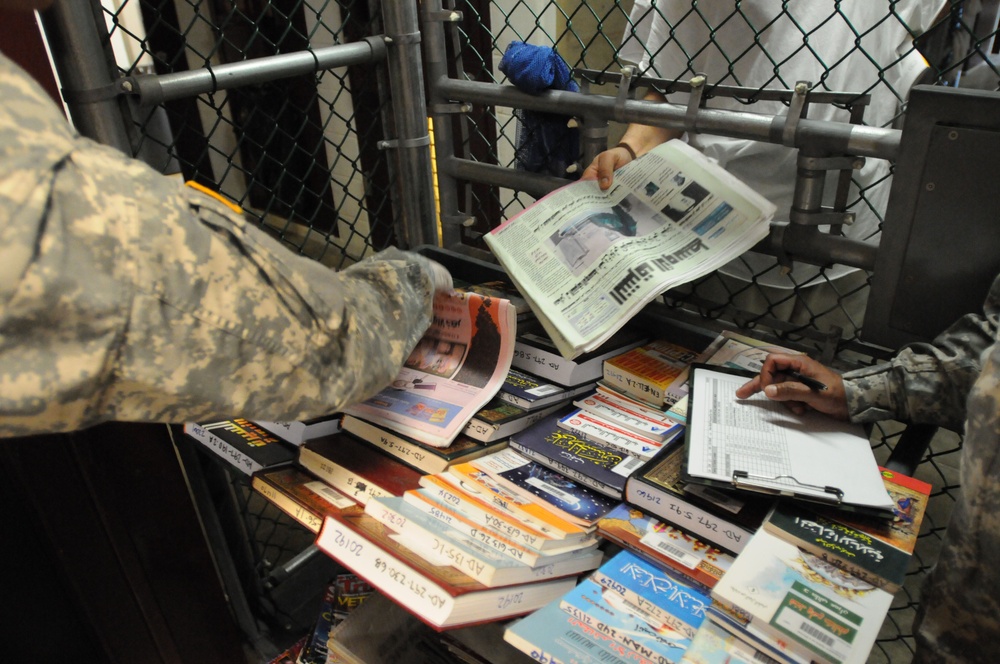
620, 0, 945, 288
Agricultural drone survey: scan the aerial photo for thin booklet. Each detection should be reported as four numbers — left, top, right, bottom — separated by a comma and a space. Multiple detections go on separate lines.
484, 139, 776, 359
681, 364, 895, 518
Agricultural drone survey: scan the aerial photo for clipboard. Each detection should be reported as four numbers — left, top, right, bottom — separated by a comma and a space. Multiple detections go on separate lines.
680, 363, 895, 518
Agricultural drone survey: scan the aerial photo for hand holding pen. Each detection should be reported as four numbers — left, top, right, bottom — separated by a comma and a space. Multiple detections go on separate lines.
734, 353, 850, 420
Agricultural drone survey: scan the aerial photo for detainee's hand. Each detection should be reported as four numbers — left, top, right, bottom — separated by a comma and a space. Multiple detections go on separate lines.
580, 145, 635, 191
734, 353, 849, 421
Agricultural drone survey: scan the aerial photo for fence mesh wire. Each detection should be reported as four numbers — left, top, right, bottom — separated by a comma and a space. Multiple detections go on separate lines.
87, 0, 998, 661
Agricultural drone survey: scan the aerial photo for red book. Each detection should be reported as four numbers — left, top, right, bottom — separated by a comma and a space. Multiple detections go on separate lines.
298, 433, 424, 505
314, 510, 581, 630
251, 466, 362, 533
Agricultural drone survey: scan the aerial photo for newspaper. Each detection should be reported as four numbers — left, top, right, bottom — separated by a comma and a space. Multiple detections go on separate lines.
484, 139, 777, 359
345, 290, 517, 448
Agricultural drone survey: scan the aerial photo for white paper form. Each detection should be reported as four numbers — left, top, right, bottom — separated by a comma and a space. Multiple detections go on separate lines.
684, 366, 895, 514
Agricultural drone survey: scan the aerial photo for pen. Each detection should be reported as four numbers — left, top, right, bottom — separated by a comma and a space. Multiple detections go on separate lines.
782, 370, 828, 391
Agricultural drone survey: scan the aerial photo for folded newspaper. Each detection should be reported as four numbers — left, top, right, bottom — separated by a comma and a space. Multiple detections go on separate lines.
484, 140, 777, 359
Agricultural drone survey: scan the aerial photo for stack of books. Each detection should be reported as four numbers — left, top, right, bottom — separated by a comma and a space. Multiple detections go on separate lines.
504, 548, 711, 664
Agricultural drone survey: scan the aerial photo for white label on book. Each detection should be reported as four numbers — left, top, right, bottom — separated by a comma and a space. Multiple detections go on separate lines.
639, 530, 706, 569
616, 455, 646, 477
304, 481, 357, 509
527, 384, 563, 397
774, 603, 848, 662
526, 477, 580, 505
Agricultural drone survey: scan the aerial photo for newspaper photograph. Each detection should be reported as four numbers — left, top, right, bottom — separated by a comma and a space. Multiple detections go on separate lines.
346, 290, 517, 447
484, 140, 776, 359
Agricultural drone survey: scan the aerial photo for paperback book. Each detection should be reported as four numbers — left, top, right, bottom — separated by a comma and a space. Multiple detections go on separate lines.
253, 414, 342, 445
589, 549, 710, 646
314, 511, 582, 630
681, 619, 779, 664
508, 409, 645, 499
251, 466, 360, 533
461, 395, 568, 443
573, 388, 684, 442
597, 502, 734, 590
762, 467, 931, 592
184, 418, 297, 475
625, 442, 772, 554
401, 489, 600, 557
557, 407, 668, 461
504, 589, 636, 664
711, 528, 893, 664
346, 289, 516, 447
364, 496, 603, 585
560, 576, 699, 664
602, 339, 702, 408
298, 432, 424, 505
497, 368, 596, 411
511, 318, 647, 386
469, 448, 621, 527
342, 414, 506, 475
419, 471, 593, 543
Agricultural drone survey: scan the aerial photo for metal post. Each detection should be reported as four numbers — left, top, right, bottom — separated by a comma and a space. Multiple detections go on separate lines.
421, 0, 464, 248
381, 0, 438, 249
38, 0, 133, 154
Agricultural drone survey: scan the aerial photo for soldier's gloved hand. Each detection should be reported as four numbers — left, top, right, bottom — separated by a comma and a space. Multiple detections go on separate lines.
411, 254, 454, 293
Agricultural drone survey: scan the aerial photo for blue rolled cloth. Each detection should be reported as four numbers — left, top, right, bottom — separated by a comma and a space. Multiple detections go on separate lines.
498, 41, 580, 178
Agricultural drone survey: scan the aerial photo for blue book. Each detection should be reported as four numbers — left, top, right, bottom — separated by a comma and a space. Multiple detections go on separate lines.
509, 410, 645, 499
504, 590, 634, 664
681, 619, 780, 664
559, 577, 696, 664
590, 549, 711, 641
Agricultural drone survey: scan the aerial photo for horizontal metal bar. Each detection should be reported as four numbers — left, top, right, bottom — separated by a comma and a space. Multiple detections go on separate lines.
130, 38, 387, 106
435, 78, 901, 161
441, 155, 568, 199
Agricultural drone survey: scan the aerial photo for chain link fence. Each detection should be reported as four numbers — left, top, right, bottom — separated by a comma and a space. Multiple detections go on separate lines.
66, 0, 1000, 661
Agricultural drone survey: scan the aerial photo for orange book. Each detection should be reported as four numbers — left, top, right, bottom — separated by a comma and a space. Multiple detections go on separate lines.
602, 339, 701, 407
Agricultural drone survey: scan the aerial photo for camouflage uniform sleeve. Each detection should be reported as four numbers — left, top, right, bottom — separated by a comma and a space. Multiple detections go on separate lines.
0, 54, 435, 437
842, 272, 1000, 431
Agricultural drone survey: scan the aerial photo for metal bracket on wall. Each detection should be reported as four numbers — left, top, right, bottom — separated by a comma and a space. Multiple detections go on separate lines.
613, 65, 635, 123
424, 9, 464, 22
684, 73, 707, 133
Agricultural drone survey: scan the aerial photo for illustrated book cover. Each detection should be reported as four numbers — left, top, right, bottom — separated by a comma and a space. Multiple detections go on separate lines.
253, 414, 342, 445
346, 289, 516, 448
589, 549, 710, 645
469, 448, 621, 527
710, 528, 893, 664
597, 502, 734, 590
762, 466, 931, 592
508, 409, 645, 499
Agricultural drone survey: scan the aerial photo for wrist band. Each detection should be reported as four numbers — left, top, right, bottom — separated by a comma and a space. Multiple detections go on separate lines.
614, 141, 637, 161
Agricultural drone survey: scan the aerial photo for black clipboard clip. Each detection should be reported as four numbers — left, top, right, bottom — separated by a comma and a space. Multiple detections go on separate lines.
732, 470, 845, 504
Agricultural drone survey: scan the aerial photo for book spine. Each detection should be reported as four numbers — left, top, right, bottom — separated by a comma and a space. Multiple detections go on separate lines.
508, 440, 624, 500
557, 410, 663, 460
496, 390, 535, 409
625, 479, 752, 554
573, 393, 677, 439
364, 499, 507, 586
401, 491, 546, 566
343, 417, 449, 475
298, 447, 394, 505
463, 401, 563, 442
417, 477, 565, 547
184, 423, 265, 476
315, 516, 454, 626
512, 342, 577, 385
251, 475, 324, 533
